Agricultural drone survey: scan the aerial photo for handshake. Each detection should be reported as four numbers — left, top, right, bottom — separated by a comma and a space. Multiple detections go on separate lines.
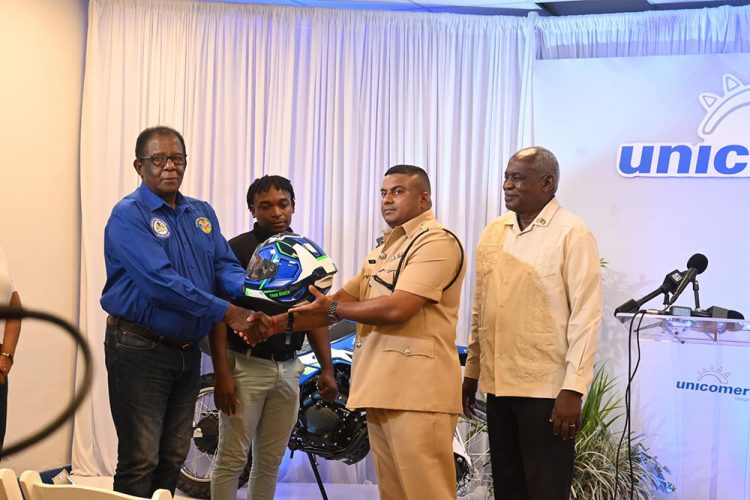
225, 305, 277, 347
223, 285, 333, 347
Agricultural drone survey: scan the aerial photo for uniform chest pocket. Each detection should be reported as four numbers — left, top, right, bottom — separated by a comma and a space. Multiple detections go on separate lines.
191, 224, 216, 260
382, 336, 434, 359
371, 266, 397, 290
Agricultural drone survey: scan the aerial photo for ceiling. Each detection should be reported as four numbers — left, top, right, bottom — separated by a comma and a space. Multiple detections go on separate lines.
214, 0, 750, 16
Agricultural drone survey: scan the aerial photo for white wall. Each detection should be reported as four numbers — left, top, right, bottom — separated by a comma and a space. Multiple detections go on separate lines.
0, 0, 88, 472
533, 53, 750, 498
533, 54, 750, 365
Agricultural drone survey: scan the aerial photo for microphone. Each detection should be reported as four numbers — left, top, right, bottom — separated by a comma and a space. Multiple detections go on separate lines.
613, 269, 686, 315
666, 253, 708, 308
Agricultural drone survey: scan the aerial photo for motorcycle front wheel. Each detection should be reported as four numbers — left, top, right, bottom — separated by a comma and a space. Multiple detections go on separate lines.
178, 374, 252, 499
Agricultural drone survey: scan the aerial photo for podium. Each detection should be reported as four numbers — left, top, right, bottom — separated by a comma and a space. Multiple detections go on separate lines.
615, 313, 750, 500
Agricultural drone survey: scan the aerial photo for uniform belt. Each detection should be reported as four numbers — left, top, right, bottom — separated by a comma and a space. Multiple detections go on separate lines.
107, 315, 195, 350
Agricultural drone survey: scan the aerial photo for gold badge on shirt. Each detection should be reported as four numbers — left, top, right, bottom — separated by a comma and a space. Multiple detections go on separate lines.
150, 218, 170, 238
195, 217, 212, 234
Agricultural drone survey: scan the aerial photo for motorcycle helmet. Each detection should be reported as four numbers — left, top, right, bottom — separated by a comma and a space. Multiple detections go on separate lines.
243, 233, 337, 307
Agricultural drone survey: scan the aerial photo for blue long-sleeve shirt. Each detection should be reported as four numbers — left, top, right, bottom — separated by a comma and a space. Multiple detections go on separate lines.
100, 183, 245, 342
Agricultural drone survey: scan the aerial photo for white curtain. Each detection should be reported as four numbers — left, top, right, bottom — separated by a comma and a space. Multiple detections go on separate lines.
535, 5, 750, 59
73, 0, 750, 483
74, 0, 532, 478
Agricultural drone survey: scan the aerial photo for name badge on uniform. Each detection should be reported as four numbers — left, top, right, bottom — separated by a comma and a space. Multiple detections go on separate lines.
387, 251, 404, 263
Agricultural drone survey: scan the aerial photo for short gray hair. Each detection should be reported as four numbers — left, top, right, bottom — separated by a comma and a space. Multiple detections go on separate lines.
512, 146, 559, 193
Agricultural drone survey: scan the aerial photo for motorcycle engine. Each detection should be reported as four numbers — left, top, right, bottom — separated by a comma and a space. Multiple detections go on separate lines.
289, 364, 369, 464
303, 403, 341, 434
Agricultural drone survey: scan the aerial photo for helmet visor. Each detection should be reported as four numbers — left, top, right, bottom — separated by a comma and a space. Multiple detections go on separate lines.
246, 254, 278, 281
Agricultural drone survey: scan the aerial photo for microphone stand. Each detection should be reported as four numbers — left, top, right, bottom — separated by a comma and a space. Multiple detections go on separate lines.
693, 279, 701, 309
692, 279, 710, 317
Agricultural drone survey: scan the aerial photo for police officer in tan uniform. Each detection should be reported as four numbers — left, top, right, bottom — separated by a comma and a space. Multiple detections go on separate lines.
248, 165, 465, 499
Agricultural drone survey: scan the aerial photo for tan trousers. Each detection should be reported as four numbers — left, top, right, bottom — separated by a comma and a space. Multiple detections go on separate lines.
367, 408, 458, 500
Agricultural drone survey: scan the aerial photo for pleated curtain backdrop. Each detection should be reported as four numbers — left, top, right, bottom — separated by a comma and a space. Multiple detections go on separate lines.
73, 0, 750, 480
74, 0, 531, 478
535, 5, 750, 59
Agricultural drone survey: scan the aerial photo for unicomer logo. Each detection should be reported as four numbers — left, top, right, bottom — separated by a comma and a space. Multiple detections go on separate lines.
676, 366, 750, 401
618, 74, 750, 177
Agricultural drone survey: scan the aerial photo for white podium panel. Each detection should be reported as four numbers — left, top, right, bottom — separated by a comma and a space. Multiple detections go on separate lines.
617, 314, 750, 500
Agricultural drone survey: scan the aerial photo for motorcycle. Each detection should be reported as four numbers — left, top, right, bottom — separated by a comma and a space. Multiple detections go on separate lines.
178, 320, 491, 499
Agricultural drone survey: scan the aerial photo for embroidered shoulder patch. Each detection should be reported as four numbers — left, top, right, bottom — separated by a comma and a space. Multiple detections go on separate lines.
196, 217, 212, 234
151, 218, 170, 238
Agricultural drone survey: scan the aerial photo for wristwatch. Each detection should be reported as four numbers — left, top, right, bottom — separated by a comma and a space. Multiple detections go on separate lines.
326, 301, 340, 323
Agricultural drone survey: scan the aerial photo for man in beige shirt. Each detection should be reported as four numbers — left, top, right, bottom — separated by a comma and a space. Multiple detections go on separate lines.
253, 165, 465, 499
462, 147, 602, 500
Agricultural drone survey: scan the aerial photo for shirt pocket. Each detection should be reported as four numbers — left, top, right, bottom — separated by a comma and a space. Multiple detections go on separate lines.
382, 335, 434, 359
371, 265, 397, 291
198, 227, 217, 259
515, 333, 560, 376
534, 244, 562, 279
525, 244, 565, 326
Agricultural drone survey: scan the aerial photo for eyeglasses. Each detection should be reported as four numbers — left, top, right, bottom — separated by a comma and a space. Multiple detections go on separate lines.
138, 154, 187, 167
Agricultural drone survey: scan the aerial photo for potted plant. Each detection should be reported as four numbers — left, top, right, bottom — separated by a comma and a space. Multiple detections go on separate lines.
572, 365, 675, 499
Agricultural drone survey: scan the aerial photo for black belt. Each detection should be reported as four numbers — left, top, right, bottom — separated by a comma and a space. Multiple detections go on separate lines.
107, 315, 195, 350
251, 349, 297, 362
228, 344, 296, 362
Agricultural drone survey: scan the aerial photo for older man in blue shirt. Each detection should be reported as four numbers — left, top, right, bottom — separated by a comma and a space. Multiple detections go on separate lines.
101, 126, 265, 497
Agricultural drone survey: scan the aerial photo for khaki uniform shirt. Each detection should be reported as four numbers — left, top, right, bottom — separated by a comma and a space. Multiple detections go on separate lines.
343, 209, 466, 414
464, 198, 602, 398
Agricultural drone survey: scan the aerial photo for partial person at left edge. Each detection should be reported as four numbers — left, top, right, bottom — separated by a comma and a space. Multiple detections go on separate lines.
100, 126, 269, 497
0, 243, 22, 455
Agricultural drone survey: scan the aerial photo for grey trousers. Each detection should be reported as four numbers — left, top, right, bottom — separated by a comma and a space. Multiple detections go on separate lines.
211, 352, 303, 500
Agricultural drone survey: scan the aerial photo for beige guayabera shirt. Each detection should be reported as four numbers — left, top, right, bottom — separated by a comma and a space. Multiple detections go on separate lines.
464, 198, 603, 398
